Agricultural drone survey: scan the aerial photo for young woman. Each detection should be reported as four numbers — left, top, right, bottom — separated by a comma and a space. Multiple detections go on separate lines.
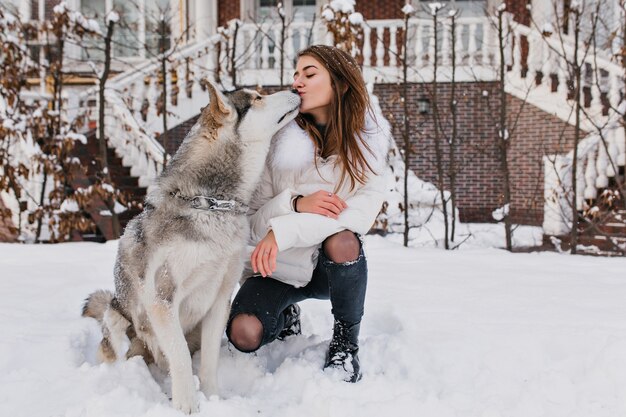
226, 45, 390, 383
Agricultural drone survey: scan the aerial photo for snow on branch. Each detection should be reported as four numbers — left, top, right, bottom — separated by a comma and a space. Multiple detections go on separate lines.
428, 2, 444, 15
321, 0, 363, 56
402, 4, 416, 16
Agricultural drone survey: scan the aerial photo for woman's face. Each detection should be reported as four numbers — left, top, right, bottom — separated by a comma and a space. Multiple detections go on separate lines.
292, 55, 333, 125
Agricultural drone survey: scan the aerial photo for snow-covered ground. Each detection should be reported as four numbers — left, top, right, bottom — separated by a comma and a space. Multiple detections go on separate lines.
1, 230, 626, 417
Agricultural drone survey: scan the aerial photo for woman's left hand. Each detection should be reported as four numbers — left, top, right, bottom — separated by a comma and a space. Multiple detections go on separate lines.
251, 230, 278, 277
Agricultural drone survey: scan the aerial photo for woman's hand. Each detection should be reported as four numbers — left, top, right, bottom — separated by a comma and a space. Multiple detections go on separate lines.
251, 230, 278, 277
296, 190, 348, 219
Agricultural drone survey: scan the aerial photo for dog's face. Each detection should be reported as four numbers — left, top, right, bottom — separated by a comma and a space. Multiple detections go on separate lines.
202, 83, 301, 143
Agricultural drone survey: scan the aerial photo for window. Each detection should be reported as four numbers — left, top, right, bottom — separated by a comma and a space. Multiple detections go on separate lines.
257, 0, 279, 21
79, 0, 172, 59
256, 0, 317, 21
250, 0, 317, 68
112, 0, 141, 58
433, 0, 487, 17
144, 0, 172, 56
292, 0, 316, 21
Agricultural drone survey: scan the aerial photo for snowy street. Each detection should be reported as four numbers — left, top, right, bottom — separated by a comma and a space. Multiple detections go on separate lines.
1, 236, 626, 417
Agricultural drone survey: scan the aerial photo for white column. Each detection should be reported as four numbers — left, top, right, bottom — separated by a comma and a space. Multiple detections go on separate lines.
441, 20, 450, 67
414, 21, 423, 68
389, 25, 398, 68
362, 25, 371, 67
375, 26, 384, 67
606, 128, 619, 178
531, 0, 553, 32
195, 0, 217, 41
65, 0, 82, 61
139, 0, 146, 59
285, 26, 295, 69
468, 23, 477, 67
240, 0, 254, 22
19, 0, 31, 21
543, 154, 572, 236
261, 28, 270, 69
584, 147, 598, 199
169, 0, 182, 43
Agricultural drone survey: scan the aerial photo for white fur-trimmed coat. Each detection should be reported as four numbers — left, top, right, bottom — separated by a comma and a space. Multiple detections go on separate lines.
245, 111, 392, 287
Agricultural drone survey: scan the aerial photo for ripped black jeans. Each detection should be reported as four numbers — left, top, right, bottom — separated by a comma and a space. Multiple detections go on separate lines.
226, 238, 368, 351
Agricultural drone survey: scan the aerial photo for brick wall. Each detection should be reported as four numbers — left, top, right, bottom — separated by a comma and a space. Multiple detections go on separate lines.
373, 81, 577, 225
358, 0, 405, 20
215, 1, 407, 23
374, 82, 504, 223
31, 0, 38, 19
506, 93, 578, 224
505, 0, 531, 25
218, 0, 240, 26
161, 115, 200, 155
44, 0, 60, 21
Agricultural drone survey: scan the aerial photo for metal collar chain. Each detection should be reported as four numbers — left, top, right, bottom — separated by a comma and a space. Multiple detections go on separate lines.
170, 191, 249, 214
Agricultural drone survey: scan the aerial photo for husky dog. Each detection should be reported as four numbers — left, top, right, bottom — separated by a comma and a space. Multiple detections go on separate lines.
82, 83, 300, 413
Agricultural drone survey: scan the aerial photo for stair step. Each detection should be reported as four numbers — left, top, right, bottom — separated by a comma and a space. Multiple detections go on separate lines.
118, 209, 142, 220
578, 235, 626, 252
69, 134, 149, 242
85, 175, 139, 187
579, 221, 626, 236
81, 233, 107, 243
118, 186, 147, 196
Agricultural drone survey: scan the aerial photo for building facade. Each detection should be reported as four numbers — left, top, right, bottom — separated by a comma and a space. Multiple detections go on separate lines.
2, 0, 623, 239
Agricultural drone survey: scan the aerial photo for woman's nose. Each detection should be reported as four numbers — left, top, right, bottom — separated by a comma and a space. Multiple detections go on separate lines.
292, 76, 303, 89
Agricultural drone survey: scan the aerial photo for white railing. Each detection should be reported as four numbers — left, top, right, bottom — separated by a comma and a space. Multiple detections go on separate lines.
508, 16, 625, 131
230, 17, 496, 85
103, 90, 165, 188
543, 125, 625, 236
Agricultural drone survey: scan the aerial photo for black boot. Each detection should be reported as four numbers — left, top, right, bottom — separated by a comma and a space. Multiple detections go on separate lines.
277, 304, 301, 340
324, 320, 362, 383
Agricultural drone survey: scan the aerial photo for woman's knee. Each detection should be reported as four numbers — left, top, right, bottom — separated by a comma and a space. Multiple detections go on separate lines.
323, 230, 361, 264
228, 314, 263, 352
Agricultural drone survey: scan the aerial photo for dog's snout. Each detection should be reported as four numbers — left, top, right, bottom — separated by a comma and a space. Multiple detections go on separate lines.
290, 88, 298, 94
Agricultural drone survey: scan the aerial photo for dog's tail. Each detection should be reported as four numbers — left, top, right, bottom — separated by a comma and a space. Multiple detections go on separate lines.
82, 290, 133, 362
82, 289, 114, 323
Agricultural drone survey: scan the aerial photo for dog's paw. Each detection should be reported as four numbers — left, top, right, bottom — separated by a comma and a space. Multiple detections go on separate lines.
172, 389, 198, 414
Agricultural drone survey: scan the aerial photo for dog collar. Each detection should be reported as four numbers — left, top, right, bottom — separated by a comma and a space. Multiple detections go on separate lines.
170, 191, 249, 214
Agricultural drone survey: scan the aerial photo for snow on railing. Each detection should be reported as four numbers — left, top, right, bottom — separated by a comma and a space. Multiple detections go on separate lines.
231, 17, 493, 85
543, 124, 625, 236
103, 90, 166, 188
508, 16, 624, 130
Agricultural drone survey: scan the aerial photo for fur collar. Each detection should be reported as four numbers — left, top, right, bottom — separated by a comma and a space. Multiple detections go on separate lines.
268, 109, 391, 173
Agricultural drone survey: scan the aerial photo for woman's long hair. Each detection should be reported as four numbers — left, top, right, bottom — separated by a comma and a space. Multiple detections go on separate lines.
295, 45, 375, 191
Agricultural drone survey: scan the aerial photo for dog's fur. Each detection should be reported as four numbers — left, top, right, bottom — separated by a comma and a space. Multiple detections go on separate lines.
82, 83, 300, 413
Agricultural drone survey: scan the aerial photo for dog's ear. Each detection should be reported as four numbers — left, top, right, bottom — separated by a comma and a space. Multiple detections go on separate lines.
205, 81, 231, 118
